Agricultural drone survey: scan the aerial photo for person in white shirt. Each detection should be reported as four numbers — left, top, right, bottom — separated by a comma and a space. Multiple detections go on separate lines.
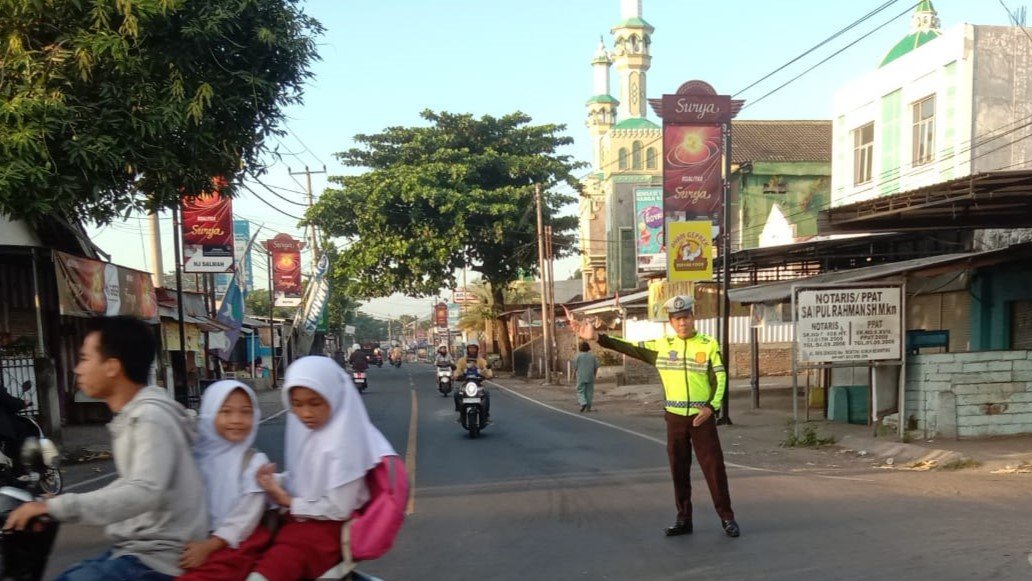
178, 380, 271, 580
248, 356, 395, 581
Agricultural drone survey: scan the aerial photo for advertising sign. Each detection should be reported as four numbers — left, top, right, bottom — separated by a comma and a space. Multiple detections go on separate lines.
661, 93, 734, 124
53, 251, 158, 321
447, 303, 460, 328
215, 219, 254, 298
634, 187, 665, 273
662, 124, 723, 223
434, 303, 448, 328
667, 221, 713, 282
795, 286, 903, 363
266, 234, 302, 307
181, 179, 234, 273
453, 288, 480, 305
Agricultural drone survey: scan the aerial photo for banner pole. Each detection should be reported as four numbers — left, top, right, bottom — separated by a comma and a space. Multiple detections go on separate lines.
171, 205, 188, 406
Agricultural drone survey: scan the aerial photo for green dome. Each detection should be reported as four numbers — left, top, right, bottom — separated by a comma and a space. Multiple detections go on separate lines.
880, 29, 942, 67
613, 118, 659, 130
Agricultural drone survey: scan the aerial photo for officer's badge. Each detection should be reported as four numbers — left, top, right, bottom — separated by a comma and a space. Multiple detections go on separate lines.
668, 350, 678, 362
673, 297, 686, 310
695, 352, 707, 364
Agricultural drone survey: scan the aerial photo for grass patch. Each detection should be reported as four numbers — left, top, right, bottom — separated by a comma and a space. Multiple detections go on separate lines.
940, 458, 981, 471
783, 421, 836, 448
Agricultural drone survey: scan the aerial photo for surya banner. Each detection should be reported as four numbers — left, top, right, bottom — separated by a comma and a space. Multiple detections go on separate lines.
266, 234, 303, 307
634, 187, 665, 274
181, 178, 234, 273
667, 220, 713, 282
662, 124, 723, 223
53, 251, 158, 321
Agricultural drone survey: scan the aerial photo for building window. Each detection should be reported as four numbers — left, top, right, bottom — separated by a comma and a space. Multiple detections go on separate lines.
852, 122, 874, 185
618, 148, 629, 170
631, 141, 643, 170
912, 95, 935, 166
646, 147, 657, 169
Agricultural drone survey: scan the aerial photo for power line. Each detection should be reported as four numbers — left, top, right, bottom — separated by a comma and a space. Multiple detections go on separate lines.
286, 125, 326, 167
239, 183, 306, 222
247, 172, 310, 207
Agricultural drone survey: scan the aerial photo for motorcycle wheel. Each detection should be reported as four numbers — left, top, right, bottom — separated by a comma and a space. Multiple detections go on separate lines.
467, 408, 480, 439
40, 468, 63, 495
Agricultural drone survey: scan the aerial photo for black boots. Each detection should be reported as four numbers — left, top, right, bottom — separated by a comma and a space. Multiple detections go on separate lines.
722, 519, 741, 538
664, 521, 692, 536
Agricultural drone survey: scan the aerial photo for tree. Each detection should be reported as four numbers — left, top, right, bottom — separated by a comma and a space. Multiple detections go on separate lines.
245, 289, 294, 320
310, 110, 585, 367
457, 280, 539, 338
0, 0, 322, 224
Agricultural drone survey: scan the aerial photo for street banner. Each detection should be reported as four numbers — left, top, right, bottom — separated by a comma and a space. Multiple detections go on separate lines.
181, 179, 234, 273
662, 124, 723, 223
796, 286, 902, 363
266, 234, 302, 307
453, 287, 480, 305
53, 251, 158, 321
215, 219, 254, 298
434, 303, 448, 328
634, 187, 665, 274
213, 227, 262, 360
447, 303, 460, 328
301, 254, 331, 336
667, 221, 713, 282
647, 278, 693, 322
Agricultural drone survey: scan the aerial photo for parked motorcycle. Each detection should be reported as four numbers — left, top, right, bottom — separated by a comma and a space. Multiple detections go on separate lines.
0, 416, 62, 495
353, 371, 369, 393
457, 368, 488, 439
435, 365, 453, 396
0, 436, 63, 581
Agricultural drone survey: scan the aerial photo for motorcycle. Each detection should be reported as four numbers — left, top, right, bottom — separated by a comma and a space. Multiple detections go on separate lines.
457, 368, 488, 439
368, 353, 384, 368
390, 357, 402, 368
0, 437, 62, 581
0, 416, 62, 495
435, 365, 453, 396
353, 371, 369, 393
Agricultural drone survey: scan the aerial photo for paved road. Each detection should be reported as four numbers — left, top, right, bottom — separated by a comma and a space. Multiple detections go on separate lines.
44, 364, 1032, 579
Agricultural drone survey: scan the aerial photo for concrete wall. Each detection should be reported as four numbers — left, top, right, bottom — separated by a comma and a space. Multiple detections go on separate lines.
971, 26, 1032, 174
905, 350, 1032, 438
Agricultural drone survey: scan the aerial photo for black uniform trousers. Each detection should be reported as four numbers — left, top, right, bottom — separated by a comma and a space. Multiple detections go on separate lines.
665, 411, 734, 523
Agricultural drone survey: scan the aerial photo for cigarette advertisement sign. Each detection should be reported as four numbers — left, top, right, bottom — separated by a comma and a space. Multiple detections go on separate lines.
634, 187, 665, 273
796, 286, 902, 363
662, 123, 723, 223
667, 220, 713, 282
266, 234, 303, 307
181, 179, 234, 273
53, 251, 158, 321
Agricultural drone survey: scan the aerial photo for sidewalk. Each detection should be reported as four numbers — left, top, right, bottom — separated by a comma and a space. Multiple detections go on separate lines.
493, 372, 1032, 473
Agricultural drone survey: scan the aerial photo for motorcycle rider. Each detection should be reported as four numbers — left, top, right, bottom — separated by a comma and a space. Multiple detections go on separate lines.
389, 345, 403, 366
452, 341, 493, 421
434, 344, 455, 368
348, 343, 369, 373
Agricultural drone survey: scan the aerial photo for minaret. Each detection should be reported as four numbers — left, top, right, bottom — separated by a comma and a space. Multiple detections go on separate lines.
586, 38, 617, 171
911, 0, 941, 32
611, 0, 653, 121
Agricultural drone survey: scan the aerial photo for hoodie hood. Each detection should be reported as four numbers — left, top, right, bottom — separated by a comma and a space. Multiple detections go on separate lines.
110, 386, 197, 445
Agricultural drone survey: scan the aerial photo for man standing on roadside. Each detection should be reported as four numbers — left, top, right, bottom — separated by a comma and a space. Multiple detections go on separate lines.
565, 296, 740, 538
572, 341, 600, 412
5, 316, 208, 580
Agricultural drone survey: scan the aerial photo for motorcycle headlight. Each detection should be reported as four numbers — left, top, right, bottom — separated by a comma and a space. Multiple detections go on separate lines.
464, 382, 479, 397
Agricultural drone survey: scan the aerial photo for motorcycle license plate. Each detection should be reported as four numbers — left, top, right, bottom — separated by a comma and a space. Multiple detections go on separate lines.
462, 398, 481, 404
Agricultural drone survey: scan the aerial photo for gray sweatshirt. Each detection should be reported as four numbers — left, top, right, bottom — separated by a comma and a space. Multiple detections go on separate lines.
48, 386, 208, 576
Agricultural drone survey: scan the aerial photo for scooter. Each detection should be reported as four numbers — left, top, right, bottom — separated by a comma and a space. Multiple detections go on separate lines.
435, 365, 453, 396
457, 368, 488, 439
353, 371, 369, 393
0, 416, 62, 495
0, 436, 62, 581
390, 357, 402, 369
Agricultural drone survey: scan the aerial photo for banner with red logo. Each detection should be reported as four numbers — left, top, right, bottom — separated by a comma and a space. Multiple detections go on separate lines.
53, 251, 158, 321
181, 178, 234, 273
266, 234, 302, 307
434, 303, 448, 328
662, 124, 723, 223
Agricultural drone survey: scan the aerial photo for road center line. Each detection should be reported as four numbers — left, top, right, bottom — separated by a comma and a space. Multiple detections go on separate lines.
405, 388, 418, 515
490, 381, 874, 483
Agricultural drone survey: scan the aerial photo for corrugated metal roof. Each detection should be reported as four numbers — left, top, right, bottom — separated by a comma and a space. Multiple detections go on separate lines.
731, 120, 832, 164
571, 289, 649, 315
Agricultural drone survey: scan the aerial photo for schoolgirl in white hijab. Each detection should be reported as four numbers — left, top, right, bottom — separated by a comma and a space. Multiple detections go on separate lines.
179, 380, 270, 577
249, 356, 396, 581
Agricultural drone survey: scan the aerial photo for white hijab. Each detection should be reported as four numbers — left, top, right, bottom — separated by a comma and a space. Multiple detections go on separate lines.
282, 356, 396, 502
194, 380, 265, 530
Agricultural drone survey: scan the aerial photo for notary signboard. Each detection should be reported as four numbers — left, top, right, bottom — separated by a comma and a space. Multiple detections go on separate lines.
796, 286, 902, 363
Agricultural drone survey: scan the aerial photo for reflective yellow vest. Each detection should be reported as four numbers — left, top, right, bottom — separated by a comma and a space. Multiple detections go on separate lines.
600, 332, 727, 416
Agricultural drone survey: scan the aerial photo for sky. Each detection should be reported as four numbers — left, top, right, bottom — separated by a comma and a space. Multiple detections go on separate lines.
84, 0, 1014, 319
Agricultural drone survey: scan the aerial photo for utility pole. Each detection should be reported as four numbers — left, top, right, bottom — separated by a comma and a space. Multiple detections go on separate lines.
289, 165, 326, 262
148, 211, 165, 289
171, 205, 188, 406
719, 122, 734, 425
544, 225, 557, 377
265, 246, 277, 388
534, 184, 552, 383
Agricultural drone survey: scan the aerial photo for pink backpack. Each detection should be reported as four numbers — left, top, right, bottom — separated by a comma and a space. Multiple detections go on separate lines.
343, 455, 409, 562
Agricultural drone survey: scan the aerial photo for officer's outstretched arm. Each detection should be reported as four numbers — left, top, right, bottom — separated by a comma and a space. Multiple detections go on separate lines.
597, 334, 658, 365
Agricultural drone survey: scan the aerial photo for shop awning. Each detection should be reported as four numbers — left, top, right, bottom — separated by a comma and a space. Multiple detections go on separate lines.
570, 290, 649, 315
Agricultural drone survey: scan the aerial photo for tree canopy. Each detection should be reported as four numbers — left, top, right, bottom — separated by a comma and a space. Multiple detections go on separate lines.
0, 0, 322, 223
310, 110, 584, 300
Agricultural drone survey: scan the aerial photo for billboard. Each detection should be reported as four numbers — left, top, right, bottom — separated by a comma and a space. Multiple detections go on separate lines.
634, 187, 665, 273
53, 251, 158, 321
215, 219, 254, 298
181, 179, 234, 273
667, 220, 713, 282
434, 303, 448, 328
662, 124, 723, 224
266, 234, 302, 307
796, 286, 903, 363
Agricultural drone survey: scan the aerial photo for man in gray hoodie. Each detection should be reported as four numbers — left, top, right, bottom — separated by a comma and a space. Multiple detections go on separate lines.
4, 316, 208, 580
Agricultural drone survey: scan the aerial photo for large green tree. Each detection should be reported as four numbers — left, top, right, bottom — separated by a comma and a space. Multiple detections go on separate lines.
310, 110, 584, 367
0, 0, 321, 223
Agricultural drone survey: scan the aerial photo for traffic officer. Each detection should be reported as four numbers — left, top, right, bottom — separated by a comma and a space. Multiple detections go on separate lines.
566, 296, 740, 538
